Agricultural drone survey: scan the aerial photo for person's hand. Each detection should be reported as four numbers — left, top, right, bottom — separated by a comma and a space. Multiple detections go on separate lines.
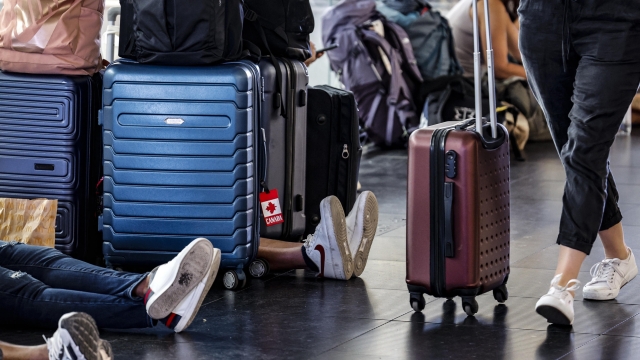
305, 41, 324, 67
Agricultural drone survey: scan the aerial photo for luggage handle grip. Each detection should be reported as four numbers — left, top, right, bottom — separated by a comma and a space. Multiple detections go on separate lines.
444, 182, 454, 258
473, 0, 498, 139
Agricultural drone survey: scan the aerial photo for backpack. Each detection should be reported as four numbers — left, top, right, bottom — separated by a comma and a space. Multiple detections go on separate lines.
322, 0, 423, 148
118, 0, 244, 65
0, 0, 104, 75
421, 75, 487, 126
242, 0, 314, 61
379, 0, 463, 81
496, 77, 552, 142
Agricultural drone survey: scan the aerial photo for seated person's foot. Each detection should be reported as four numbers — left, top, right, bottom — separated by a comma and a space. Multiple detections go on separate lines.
157, 247, 221, 332
303, 196, 354, 280
583, 248, 638, 300
346, 191, 379, 277
535, 275, 581, 326
45, 312, 110, 360
144, 238, 217, 320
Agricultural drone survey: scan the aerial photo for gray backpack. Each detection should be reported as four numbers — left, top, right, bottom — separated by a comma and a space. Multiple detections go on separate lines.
322, 0, 423, 147
379, 0, 463, 81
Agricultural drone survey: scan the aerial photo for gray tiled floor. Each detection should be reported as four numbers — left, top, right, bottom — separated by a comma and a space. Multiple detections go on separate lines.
1, 133, 639, 359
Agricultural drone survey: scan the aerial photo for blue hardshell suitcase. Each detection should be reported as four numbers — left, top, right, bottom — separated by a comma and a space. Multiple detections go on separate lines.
0, 72, 102, 261
99, 61, 262, 288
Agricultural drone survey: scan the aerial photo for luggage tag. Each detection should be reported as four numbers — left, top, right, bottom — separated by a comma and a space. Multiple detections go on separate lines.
260, 189, 284, 227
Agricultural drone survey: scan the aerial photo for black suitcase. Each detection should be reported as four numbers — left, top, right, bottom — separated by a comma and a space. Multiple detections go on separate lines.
304, 85, 361, 236
0, 72, 102, 261
259, 58, 309, 241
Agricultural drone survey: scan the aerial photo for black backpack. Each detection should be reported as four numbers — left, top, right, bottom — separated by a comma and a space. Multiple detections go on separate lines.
118, 0, 244, 65
242, 0, 314, 61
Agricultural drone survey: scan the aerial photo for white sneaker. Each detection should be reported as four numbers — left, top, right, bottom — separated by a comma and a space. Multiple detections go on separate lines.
45, 312, 108, 360
346, 191, 379, 277
583, 248, 638, 301
304, 196, 353, 280
144, 238, 215, 320
535, 274, 581, 325
158, 247, 221, 332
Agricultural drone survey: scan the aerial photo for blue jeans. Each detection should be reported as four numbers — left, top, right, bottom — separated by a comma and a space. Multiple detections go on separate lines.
0, 240, 153, 329
519, 0, 640, 254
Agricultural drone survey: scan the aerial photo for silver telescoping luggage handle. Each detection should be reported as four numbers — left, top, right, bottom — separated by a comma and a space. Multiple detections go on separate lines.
472, 0, 498, 139
105, 7, 121, 63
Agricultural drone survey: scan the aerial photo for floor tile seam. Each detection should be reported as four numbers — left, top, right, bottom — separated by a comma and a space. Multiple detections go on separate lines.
600, 312, 640, 336
200, 270, 296, 307
313, 319, 400, 358
386, 318, 606, 336
510, 243, 558, 268
555, 334, 603, 360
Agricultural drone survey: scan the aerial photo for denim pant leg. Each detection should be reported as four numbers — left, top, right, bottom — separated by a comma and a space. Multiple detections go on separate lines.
0, 265, 152, 329
519, 0, 640, 255
0, 240, 146, 298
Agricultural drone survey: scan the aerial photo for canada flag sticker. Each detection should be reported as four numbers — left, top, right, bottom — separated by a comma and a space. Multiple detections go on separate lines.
260, 189, 284, 227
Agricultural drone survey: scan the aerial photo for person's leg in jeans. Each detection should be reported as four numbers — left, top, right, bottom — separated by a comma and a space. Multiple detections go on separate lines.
520, 0, 640, 325
0, 262, 152, 329
0, 240, 149, 299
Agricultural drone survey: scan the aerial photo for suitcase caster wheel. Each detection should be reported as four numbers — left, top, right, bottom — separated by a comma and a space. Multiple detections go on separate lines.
462, 297, 479, 316
410, 293, 426, 312
493, 285, 509, 303
249, 259, 269, 278
223, 270, 247, 290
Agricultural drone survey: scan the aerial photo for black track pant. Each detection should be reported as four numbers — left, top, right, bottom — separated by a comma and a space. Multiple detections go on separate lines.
519, 0, 640, 255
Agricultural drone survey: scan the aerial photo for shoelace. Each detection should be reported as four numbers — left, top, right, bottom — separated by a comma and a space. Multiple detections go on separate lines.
302, 234, 315, 248
44, 333, 65, 360
589, 259, 622, 284
550, 274, 581, 292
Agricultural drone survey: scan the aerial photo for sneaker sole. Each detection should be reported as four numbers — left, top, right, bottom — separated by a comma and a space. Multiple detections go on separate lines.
59, 312, 101, 360
583, 266, 639, 301
147, 239, 214, 319
99, 340, 113, 360
536, 305, 572, 326
327, 196, 353, 280
175, 248, 221, 332
353, 192, 378, 277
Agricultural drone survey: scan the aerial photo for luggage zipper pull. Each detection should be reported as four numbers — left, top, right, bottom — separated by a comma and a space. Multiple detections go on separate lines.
342, 144, 350, 159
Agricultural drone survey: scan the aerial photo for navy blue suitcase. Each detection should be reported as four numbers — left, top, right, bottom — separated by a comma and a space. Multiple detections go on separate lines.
99, 61, 262, 289
0, 72, 102, 261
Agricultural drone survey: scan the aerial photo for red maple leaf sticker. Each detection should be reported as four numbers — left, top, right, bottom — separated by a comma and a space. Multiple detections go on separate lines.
266, 202, 277, 214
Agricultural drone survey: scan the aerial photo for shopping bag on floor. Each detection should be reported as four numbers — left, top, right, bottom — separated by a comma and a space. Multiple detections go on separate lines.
0, 198, 57, 247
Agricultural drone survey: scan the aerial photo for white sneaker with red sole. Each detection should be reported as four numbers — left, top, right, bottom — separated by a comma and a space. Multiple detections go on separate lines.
304, 196, 353, 280
144, 238, 215, 320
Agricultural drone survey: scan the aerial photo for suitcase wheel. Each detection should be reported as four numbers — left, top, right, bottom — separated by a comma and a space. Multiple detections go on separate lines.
462, 297, 479, 316
410, 293, 426, 312
493, 284, 509, 303
223, 269, 247, 290
248, 258, 270, 278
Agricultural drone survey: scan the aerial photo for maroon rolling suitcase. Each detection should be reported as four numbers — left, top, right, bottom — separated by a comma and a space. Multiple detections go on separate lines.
406, 0, 510, 316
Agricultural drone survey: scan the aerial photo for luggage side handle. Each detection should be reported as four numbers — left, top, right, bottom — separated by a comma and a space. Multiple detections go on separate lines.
444, 182, 454, 258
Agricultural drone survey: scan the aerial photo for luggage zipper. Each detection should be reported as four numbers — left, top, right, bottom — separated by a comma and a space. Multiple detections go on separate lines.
342, 144, 349, 159
429, 125, 455, 297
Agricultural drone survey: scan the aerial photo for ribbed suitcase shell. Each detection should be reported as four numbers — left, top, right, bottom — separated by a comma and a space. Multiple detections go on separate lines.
100, 61, 261, 269
0, 72, 102, 259
304, 85, 361, 236
407, 122, 510, 298
259, 58, 308, 240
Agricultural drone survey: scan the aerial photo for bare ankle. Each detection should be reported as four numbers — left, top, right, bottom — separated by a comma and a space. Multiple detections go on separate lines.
134, 275, 150, 298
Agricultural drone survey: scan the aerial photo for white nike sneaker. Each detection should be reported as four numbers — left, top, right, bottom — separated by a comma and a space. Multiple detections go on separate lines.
304, 196, 353, 280
346, 191, 379, 277
535, 274, 581, 325
45, 312, 109, 360
158, 247, 221, 333
583, 248, 638, 301
144, 238, 215, 320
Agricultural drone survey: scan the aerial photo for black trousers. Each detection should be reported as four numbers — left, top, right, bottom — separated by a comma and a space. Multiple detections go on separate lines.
518, 0, 640, 255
